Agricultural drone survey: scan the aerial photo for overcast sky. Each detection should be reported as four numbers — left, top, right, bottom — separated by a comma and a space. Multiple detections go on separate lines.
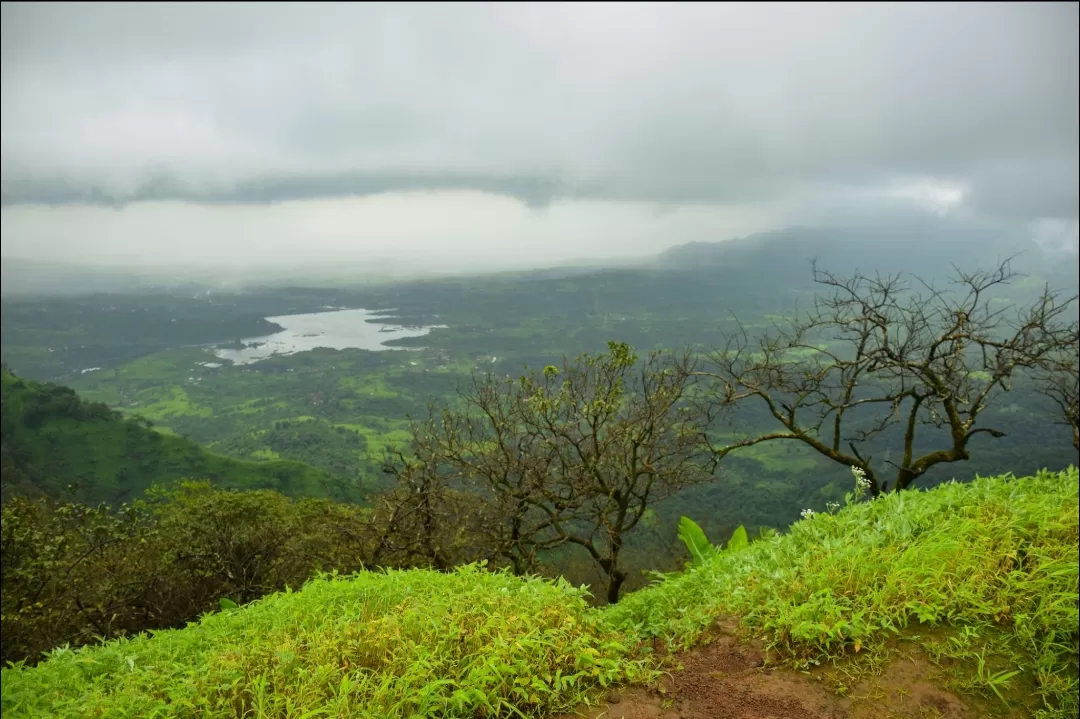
1, 2, 1077, 272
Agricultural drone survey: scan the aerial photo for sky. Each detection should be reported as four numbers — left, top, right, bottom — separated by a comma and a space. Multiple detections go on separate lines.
1, 2, 1077, 274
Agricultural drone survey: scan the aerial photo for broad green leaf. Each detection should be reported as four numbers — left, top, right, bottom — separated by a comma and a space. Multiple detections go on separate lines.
677, 516, 714, 565
726, 525, 749, 552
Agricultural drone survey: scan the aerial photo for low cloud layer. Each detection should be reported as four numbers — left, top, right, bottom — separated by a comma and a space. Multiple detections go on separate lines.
1, 3, 1077, 267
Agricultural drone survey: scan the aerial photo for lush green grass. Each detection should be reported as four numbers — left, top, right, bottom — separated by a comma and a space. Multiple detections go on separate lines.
1, 566, 650, 719
608, 466, 1080, 717
3, 468, 1076, 717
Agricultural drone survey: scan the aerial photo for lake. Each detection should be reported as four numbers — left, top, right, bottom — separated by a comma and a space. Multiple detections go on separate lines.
213, 308, 444, 365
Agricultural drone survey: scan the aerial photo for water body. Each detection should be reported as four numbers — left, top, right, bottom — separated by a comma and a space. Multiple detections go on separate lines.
213, 308, 444, 365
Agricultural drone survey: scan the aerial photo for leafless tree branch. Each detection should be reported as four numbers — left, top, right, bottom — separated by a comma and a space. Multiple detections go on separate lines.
700, 259, 1078, 494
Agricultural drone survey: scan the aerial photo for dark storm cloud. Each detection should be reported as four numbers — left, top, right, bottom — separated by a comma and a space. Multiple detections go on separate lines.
1, 2, 1077, 221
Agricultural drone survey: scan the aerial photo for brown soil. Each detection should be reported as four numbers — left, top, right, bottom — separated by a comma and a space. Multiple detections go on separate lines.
551, 620, 1028, 719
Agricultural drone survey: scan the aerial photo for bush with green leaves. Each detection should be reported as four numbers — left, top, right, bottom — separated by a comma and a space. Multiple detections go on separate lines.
0, 494, 159, 666
1, 482, 373, 666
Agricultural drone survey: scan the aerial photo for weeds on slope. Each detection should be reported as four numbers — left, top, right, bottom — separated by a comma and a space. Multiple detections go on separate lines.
605, 467, 1079, 718
3, 469, 1075, 718
1, 565, 651, 718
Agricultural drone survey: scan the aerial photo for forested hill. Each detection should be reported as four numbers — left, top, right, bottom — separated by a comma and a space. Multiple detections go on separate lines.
0, 368, 357, 505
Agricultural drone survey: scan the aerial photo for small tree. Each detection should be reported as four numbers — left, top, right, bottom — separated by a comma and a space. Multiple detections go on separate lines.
701, 260, 1078, 495
384, 342, 714, 603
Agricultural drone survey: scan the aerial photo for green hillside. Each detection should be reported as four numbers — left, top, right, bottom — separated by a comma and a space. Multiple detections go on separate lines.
0, 368, 359, 504
3, 468, 1076, 718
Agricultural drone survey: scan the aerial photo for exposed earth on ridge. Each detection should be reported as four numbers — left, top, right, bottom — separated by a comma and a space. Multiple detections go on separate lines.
552, 618, 1029, 719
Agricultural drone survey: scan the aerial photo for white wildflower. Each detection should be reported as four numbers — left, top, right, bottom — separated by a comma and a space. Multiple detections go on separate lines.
851, 465, 871, 498
826, 501, 841, 514
800, 508, 816, 520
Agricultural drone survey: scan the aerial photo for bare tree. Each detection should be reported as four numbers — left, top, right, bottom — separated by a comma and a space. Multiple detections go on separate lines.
1033, 326, 1080, 449
700, 259, 1078, 495
383, 342, 714, 603
370, 454, 496, 572
379, 372, 573, 576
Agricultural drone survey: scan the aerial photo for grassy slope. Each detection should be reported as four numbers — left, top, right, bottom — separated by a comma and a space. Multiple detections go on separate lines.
611, 466, 1079, 714
2, 468, 1076, 718
0, 369, 353, 504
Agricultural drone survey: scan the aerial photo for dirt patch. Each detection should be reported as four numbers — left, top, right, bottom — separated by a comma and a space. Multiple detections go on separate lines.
660, 634, 844, 718
550, 621, 1022, 719
842, 650, 972, 719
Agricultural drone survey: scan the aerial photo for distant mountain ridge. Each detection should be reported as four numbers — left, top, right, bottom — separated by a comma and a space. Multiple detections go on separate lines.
7, 209, 1076, 298
655, 214, 1053, 284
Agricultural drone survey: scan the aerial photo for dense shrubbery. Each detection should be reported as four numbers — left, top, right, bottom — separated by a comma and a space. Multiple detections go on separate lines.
1, 478, 547, 667
2, 469, 1076, 718
0, 482, 371, 666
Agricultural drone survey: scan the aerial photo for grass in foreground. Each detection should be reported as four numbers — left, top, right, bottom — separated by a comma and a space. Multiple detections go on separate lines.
608, 466, 1079, 717
1, 566, 650, 718
2, 468, 1076, 718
